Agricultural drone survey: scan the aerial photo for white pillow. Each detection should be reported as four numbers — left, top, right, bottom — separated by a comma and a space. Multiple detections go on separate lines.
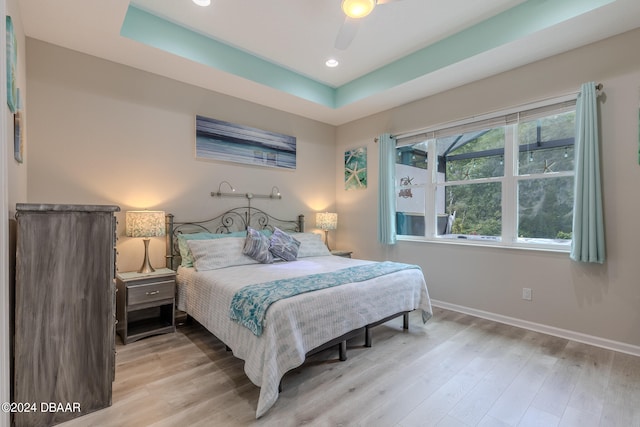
187, 237, 258, 271
292, 232, 331, 257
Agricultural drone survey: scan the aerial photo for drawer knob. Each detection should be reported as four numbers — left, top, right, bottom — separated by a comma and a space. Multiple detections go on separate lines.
146, 290, 160, 296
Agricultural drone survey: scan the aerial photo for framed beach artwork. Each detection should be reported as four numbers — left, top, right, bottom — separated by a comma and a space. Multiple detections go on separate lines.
344, 146, 367, 190
195, 115, 296, 169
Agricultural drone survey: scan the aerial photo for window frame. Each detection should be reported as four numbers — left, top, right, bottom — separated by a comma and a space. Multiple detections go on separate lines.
394, 95, 577, 252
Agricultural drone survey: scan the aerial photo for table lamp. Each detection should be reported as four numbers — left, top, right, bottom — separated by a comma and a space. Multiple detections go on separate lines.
316, 212, 338, 251
126, 210, 165, 273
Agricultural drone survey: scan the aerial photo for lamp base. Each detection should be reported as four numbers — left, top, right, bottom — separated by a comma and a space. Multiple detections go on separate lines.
137, 238, 156, 274
324, 230, 332, 252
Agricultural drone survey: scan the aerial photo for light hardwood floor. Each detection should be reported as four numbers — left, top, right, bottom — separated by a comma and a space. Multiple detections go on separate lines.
59, 307, 640, 427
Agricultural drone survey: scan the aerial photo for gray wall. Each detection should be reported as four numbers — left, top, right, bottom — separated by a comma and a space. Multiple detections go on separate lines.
25, 40, 337, 272
335, 28, 640, 350
5, 0, 26, 214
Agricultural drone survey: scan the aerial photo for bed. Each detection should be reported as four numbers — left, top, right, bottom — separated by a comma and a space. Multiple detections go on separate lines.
166, 206, 432, 418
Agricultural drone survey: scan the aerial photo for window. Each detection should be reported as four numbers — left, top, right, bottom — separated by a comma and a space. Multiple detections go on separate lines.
395, 99, 576, 250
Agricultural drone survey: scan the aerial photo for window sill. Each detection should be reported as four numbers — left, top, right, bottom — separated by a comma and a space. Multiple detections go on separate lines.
397, 234, 571, 254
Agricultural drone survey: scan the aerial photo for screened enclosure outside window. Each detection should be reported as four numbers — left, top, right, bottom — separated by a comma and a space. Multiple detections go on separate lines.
516, 111, 575, 242
437, 126, 505, 240
518, 177, 574, 240
395, 99, 576, 249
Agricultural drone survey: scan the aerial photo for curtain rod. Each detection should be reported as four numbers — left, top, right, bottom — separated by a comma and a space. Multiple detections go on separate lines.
374, 83, 603, 143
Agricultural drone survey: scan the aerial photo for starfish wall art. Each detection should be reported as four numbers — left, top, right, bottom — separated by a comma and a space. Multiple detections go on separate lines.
344, 147, 367, 190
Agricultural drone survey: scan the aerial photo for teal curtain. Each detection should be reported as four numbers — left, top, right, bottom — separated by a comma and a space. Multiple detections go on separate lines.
571, 82, 605, 263
378, 133, 397, 245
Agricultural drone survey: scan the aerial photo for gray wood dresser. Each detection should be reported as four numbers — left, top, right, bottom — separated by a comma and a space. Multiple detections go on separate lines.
13, 203, 120, 426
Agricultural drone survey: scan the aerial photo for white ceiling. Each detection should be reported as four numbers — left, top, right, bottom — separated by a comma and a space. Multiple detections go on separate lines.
17, 0, 640, 125
130, 0, 527, 88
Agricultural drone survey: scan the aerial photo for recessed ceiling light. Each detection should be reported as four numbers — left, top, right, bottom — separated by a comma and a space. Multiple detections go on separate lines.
325, 59, 339, 68
192, 0, 211, 6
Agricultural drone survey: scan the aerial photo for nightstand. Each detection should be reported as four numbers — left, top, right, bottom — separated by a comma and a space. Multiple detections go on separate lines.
116, 268, 176, 344
331, 250, 353, 258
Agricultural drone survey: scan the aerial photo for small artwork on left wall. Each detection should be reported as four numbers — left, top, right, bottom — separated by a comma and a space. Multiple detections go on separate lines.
195, 115, 296, 170
14, 110, 23, 163
6, 15, 17, 113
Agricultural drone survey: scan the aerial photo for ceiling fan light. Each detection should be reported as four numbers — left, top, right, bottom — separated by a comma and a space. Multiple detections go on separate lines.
192, 0, 211, 6
341, 0, 375, 19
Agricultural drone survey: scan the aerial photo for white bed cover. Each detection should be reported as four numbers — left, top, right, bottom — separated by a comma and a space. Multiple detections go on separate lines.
176, 256, 432, 418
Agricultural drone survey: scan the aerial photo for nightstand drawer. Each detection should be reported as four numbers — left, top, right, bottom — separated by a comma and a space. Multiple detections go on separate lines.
128, 280, 175, 306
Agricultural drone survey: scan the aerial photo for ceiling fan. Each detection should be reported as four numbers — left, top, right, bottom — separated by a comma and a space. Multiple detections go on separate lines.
335, 0, 403, 50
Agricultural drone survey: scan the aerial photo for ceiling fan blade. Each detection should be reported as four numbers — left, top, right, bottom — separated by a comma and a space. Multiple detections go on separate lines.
335, 17, 361, 50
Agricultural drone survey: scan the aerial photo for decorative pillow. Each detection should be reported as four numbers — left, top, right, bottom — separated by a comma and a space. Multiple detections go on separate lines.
187, 237, 258, 271
292, 232, 331, 257
259, 228, 273, 237
269, 228, 300, 261
242, 227, 274, 264
178, 231, 246, 267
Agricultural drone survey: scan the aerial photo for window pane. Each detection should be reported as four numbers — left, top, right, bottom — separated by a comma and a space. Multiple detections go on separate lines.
519, 111, 575, 175
396, 143, 428, 236
396, 142, 427, 169
445, 182, 502, 237
519, 145, 574, 174
396, 212, 425, 236
518, 177, 573, 240
439, 127, 505, 182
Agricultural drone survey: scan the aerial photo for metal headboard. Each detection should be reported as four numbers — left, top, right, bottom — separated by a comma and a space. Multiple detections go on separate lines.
165, 206, 305, 270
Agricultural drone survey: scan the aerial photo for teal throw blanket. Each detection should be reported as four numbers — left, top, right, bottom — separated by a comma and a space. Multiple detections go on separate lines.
229, 261, 420, 336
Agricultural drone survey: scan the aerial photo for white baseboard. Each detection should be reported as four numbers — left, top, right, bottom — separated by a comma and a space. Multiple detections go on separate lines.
431, 299, 640, 358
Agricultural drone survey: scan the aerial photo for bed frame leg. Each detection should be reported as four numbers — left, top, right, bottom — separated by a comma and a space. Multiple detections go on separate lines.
365, 326, 372, 347
403, 312, 409, 330
339, 341, 347, 361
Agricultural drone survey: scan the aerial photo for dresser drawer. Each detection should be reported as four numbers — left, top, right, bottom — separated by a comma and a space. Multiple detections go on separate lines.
128, 280, 175, 306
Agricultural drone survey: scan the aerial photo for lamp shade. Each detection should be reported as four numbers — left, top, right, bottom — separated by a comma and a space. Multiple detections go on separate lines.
126, 211, 166, 238
316, 212, 338, 231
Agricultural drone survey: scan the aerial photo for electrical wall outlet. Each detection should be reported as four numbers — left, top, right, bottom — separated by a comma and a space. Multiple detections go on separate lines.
522, 288, 532, 301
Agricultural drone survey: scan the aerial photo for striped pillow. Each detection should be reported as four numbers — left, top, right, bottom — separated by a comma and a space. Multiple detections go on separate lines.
243, 227, 274, 264
269, 227, 300, 261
